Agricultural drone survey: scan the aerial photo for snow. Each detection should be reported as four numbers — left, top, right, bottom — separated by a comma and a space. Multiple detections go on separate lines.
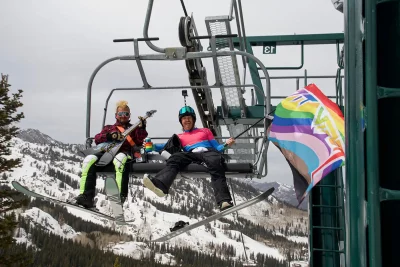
14, 227, 35, 248
291, 261, 309, 267
22, 207, 77, 239
111, 242, 152, 260
287, 236, 308, 244
5, 135, 309, 265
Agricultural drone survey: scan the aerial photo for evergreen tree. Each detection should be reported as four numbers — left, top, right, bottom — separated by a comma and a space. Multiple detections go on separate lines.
0, 74, 30, 266
0, 74, 24, 172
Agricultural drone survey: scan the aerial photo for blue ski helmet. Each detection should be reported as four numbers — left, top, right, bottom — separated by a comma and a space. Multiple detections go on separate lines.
178, 106, 196, 124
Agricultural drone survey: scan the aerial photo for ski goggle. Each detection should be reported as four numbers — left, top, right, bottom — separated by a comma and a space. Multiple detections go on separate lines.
179, 106, 195, 115
116, 111, 130, 117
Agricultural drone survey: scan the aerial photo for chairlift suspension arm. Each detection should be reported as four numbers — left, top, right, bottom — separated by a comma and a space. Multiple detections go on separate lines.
179, 15, 221, 136
180, 17, 242, 137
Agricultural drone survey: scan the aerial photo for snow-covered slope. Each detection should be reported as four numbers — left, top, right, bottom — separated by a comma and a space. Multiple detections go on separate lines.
4, 129, 309, 265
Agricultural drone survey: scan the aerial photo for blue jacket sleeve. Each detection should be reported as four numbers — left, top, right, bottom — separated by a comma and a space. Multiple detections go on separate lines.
205, 128, 224, 152
209, 139, 225, 152
154, 143, 166, 152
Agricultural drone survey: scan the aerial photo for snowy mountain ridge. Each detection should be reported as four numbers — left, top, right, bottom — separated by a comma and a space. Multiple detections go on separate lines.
3, 128, 309, 266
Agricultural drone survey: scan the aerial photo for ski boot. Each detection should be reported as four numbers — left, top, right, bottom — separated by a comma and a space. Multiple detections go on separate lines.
170, 220, 189, 232
120, 195, 127, 204
68, 194, 95, 209
143, 174, 168, 197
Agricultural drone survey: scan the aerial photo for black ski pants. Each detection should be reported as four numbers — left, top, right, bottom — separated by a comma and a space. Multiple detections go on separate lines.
154, 150, 232, 205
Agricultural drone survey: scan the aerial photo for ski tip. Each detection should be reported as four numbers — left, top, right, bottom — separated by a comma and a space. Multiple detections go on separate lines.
261, 187, 275, 196
268, 187, 275, 193
11, 180, 21, 188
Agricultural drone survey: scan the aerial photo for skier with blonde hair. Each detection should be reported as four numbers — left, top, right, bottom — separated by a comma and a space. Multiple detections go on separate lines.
69, 100, 148, 208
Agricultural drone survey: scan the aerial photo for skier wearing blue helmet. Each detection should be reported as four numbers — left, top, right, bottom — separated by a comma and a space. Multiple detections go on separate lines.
178, 105, 196, 124
143, 105, 236, 211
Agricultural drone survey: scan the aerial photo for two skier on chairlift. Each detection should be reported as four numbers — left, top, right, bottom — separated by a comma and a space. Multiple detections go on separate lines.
70, 91, 237, 212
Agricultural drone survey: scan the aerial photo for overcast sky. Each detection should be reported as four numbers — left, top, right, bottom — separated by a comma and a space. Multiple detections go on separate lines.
1, 0, 344, 185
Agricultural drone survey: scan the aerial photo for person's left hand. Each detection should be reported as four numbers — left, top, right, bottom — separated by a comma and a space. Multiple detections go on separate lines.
138, 116, 147, 129
225, 137, 236, 147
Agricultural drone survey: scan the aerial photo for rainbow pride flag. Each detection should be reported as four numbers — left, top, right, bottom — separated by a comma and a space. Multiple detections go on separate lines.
268, 84, 345, 205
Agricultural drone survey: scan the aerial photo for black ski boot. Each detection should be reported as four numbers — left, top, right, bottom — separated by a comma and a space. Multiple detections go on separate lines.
68, 194, 94, 209
170, 221, 189, 232
120, 195, 127, 204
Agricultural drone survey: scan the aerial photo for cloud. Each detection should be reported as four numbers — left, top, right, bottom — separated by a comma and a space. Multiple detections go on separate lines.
1, 0, 344, 186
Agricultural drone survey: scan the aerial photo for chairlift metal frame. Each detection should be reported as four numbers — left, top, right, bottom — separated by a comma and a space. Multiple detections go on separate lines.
84, 1, 273, 179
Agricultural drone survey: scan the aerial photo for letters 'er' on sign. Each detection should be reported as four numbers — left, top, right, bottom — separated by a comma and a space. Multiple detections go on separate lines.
263, 42, 277, 54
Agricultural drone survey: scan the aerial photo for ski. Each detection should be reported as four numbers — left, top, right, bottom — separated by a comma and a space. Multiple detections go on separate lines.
152, 187, 275, 242
96, 109, 157, 166
104, 176, 126, 224
11, 181, 127, 225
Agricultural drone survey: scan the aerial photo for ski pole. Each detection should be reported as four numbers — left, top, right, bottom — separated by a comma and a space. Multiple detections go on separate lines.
223, 114, 274, 149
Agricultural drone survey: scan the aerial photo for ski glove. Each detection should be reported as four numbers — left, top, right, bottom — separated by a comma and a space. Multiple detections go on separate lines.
106, 132, 123, 141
